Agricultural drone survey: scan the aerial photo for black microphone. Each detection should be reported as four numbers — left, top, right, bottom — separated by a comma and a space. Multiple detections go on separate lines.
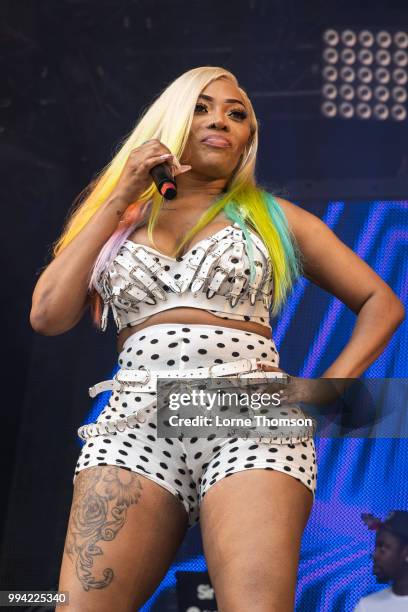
149, 163, 177, 200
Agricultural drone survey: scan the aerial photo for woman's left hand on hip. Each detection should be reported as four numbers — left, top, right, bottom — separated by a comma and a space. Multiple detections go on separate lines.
256, 362, 341, 405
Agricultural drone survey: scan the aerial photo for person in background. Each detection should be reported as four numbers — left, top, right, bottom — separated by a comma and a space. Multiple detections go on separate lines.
354, 511, 408, 611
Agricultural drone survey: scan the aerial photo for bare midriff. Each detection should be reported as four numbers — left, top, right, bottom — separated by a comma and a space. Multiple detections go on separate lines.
116, 307, 271, 353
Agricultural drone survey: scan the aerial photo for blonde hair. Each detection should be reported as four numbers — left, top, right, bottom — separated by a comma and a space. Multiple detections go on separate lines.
52, 66, 303, 328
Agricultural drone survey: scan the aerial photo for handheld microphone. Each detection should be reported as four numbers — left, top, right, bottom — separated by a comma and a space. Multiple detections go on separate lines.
149, 163, 177, 200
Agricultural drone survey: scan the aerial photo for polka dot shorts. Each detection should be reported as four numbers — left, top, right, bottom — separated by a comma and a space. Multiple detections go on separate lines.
74, 324, 317, 527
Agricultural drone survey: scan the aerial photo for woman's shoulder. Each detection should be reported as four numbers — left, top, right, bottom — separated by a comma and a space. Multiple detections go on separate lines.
269, 195, 304, 235
270, 195, 322, 241
271, 195, 304, 219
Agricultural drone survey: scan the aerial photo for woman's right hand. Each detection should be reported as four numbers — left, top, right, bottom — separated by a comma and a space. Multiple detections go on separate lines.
109, 139, 174, 205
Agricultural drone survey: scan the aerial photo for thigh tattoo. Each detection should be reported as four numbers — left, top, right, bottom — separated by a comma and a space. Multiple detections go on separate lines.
65, 466, 143, 591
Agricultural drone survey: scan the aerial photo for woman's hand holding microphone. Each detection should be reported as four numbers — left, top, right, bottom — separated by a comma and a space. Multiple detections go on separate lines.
109, 139, 191, 208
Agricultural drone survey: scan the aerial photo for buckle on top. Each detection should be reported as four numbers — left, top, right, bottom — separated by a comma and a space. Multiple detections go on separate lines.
115, 366, 152, 388
136, 366, 151, 385
208, 358, 255, 380
236, 358, 255, 379
208, 363, 223, 378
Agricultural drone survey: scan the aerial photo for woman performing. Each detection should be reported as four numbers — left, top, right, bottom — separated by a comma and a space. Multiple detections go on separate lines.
30, 66, 404, 612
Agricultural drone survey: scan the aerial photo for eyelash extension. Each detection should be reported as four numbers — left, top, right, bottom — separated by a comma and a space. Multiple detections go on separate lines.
195, 102, 248, 120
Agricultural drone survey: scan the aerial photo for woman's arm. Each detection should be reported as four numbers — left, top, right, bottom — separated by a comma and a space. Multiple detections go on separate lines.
30, 141, 176, 336
275, 197, 405, 378
30, 195, 130, 336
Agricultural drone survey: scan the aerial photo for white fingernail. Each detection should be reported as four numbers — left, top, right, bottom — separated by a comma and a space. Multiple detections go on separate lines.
160, 153, 172, 159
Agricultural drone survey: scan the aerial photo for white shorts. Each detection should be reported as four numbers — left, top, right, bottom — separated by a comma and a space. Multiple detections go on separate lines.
74, 323, 317, 527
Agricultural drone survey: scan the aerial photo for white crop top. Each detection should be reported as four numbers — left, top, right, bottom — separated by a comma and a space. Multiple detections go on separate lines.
96, 222, 273, 333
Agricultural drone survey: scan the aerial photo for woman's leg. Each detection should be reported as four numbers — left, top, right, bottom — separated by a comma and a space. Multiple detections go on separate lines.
199, 469, 313, 612
57, 465, 188, 612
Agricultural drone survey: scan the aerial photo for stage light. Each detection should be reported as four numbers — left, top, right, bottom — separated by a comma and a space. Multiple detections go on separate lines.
323, 29, 340, 46
376, 49, 391, 66
341, 66, 356, 82
339, 102, 354, 118
358, 49, 373, 65
321, 101, 338, 117
323, 65, 338, 81
341, 29, 357, 46
393, 67, 408, 84
356, 102, 372, 119
341, 48, 356, 65
340, 84, 355, 100
374, 85, 390, 102
375, 67, 391, 83
392, 86, 407, 102
373, 103, 389, 119
377, 30, 392, 48
393, 50, 408, 66
394, 31, 408, 48
359, 30, 374, 47
322, 27, 407, 121
357, 85, 373, 101
391, 104, 407, 120
323, 48, 338, 64
323, 83, 338, 99
358, 67, 373, 83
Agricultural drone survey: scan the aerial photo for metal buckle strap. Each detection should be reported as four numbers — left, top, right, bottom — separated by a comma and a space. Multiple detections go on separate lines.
77, 408, 149, 441
88, 358, 288, 398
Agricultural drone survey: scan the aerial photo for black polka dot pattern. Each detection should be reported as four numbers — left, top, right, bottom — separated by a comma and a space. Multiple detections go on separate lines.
73, 324, 317, 528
